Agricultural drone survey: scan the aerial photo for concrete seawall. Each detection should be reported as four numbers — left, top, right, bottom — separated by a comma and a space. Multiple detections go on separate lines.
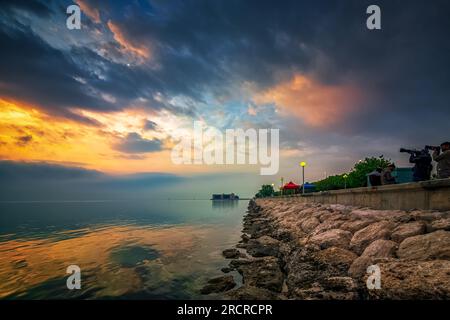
274, 178, 450, 211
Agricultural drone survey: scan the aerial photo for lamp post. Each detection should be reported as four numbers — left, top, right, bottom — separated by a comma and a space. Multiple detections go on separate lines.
343, 174, 348, 189
300, 161, 307, 194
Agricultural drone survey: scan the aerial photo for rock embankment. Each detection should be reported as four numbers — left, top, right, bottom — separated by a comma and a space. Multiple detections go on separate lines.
204, 198, 450, 299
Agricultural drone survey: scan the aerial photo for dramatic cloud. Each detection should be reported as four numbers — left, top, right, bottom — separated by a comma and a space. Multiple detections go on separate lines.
75, 0, 101, 23
253, 74, 363, 127
107, 20, 151, 60
1, 0, 449, 182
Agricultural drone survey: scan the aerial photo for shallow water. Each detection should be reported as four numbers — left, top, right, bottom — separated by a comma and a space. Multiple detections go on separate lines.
0, 199, 247, 299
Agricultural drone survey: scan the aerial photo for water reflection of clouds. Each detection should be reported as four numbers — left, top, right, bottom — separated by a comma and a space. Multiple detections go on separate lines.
0, 224, 227, 299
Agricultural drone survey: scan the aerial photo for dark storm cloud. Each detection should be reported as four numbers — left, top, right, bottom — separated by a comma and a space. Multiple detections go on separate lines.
113, 132, 163, 154
0, 160, 183, 200
0, 160, 102, 180
0, 0, 52, 18
1, 0, 449, 143
106, 0, 450, 138
0, 22, 116, 120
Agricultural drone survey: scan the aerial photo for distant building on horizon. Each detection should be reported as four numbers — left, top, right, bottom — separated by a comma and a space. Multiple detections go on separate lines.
211, 193, 239, 200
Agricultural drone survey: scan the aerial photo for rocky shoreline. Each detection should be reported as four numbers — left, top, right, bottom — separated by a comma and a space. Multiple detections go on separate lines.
202, 198, 450, 299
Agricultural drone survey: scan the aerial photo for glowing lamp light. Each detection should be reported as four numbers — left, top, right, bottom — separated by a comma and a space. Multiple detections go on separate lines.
300, 161, 307, 167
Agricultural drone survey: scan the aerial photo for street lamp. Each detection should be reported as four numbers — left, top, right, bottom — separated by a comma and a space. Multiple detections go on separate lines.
343, 174, 348, 189
300, 161, 307, 194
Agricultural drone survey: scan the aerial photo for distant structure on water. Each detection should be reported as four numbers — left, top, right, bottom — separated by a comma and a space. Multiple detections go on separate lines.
211, 193, 240, 200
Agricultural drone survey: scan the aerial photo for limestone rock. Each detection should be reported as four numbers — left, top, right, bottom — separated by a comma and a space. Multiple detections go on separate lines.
236, 256, 284, 292
397, 230, 450, 260
314, 247, 358, 271
246, 235, 280, 257
293, 285, 358, 300
350, 221, 395, 255
200, 275, 236, 294
391, 221, 426, 243
310, 219, 345, 236
225, 285, 282, 300
308, 229, 352, 250
222, 248, 241, 259
300, 217, 320, 233
427, 218, 450, 232
340, 219, 372, 233
364, 260, 450, 299
411, 211, 446, 222
348, 240, 397, 277
322, 277, 357, 292
361, 239, 398, 258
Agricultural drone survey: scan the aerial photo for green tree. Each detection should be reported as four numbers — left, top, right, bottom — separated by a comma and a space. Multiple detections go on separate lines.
313, 156, 391, 191
255, 184, 275, 198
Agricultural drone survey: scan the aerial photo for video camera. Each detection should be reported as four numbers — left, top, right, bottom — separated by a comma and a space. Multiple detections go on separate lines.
400, 148, 420, 155
400, 145, 440, 155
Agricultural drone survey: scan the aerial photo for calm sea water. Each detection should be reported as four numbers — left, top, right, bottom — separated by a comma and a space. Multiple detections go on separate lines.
0, 199, 247, 299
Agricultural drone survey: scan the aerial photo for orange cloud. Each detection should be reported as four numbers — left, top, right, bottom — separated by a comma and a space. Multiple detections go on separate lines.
0, 99, 244, 175
0, 224, 213, 298
252, 74, 363, 127
75, 0, 101, 23
107, 21, 151, 60
0, 99, 166, 173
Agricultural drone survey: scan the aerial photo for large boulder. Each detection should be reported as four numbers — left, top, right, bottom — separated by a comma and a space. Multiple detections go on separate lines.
427, 218, 450, 232
348, 240, 398, 278
349, 221, 396, 255
322, 276, 357, 292
411, 211, 446, 222
225, 285, 282, 300
300, 217, 321, 233
308, 229, 352, 250
292, 285, 359, 300
200, 275, 236, 294
246, 236, 280, 257
397, 230, 450, 260
222, 248, 241, 259
310, 219, 345, 236
350, 209, 406, 221
340, 219, 372, 233
363, 260, 450, 299
360, 239, 398, 258
391, 221, 426, 243
314, 247, 358, 271
236, 256, 284, 292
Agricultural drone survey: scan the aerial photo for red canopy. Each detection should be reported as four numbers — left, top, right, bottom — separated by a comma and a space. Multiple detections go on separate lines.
282, 181, 300, 190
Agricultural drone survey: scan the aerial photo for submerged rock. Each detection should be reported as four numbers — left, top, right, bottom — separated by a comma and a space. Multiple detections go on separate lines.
222, 248, 241, 259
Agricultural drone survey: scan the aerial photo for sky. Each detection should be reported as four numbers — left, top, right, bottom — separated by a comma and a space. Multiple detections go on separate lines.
0, 0, 449, 199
